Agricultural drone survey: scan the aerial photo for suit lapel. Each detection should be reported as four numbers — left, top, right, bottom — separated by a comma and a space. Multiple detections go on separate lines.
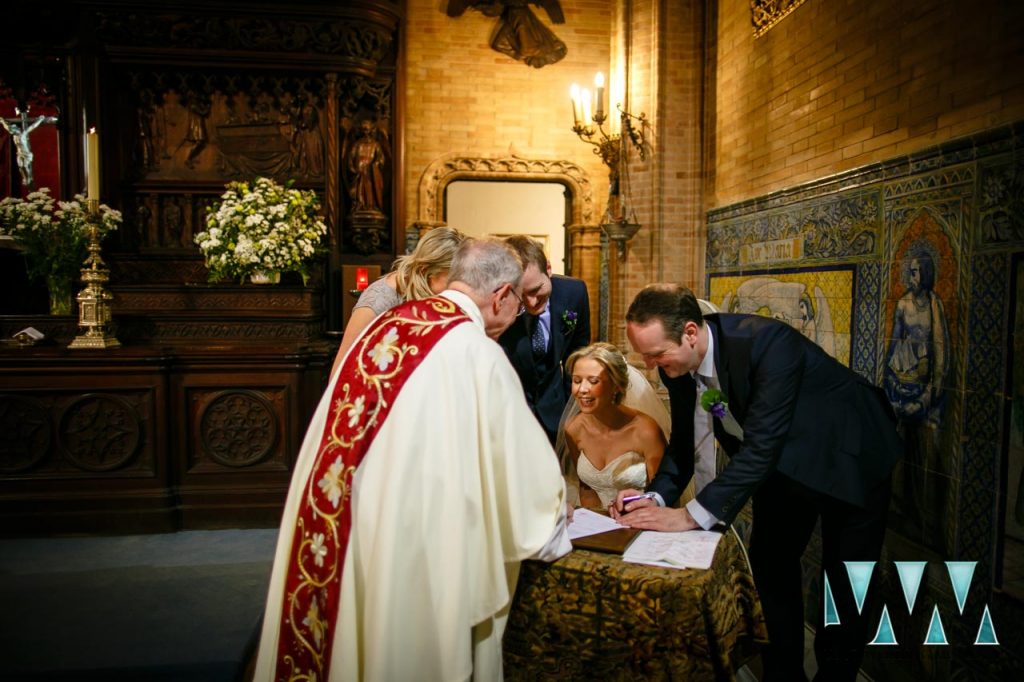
511, 316, 535, 377
707, 315, 729, 396
708, 314, 750, 422
549, 281, 565, 361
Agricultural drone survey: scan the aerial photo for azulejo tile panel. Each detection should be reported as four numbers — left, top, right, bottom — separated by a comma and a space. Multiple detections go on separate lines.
707, 189, 881, 270
705, 122, 1024, 682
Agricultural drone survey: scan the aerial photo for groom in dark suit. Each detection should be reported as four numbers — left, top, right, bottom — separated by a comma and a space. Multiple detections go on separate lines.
499, 236, 590, 444
613, 284, 902, 682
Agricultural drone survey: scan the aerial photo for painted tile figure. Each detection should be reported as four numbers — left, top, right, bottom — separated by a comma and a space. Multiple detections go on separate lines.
885, 238, 950, 545
722, 276, 838, 359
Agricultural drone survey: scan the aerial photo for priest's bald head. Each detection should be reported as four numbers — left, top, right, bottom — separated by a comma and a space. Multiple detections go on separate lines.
447, 237, 526, 339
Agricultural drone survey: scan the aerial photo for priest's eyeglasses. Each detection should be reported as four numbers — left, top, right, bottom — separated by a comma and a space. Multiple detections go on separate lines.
495, 284, 527, 317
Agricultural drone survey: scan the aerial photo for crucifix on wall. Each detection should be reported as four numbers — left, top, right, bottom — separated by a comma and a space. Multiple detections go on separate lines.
1, 107, 58, 190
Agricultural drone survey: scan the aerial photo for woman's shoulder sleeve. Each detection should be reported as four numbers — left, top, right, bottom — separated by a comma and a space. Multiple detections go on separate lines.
355, 277, 402, 315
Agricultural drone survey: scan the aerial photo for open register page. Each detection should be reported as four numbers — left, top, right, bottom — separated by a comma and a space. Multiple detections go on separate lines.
622, 530, 723, 569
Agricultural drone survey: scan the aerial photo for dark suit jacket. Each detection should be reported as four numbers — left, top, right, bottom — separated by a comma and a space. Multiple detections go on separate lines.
499, 275, 591, 442
650, 313, 902, 524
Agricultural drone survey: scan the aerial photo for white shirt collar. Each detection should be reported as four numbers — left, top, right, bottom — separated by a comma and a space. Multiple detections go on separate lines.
695, 323, 716, 379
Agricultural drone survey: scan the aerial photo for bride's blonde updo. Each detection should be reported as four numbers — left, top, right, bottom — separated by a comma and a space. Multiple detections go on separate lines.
565, 342, 630, 404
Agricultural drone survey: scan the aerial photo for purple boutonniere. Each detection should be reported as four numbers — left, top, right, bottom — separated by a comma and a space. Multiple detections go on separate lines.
561, 309, 579, 333
700, 388, 729, 419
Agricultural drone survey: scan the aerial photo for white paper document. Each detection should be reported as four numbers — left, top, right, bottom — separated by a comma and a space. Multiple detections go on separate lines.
622, 530, 723, 570
567, 508, 626, 540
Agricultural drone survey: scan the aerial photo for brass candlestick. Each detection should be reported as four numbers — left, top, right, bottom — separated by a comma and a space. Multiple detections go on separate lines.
69, 199, 121, 349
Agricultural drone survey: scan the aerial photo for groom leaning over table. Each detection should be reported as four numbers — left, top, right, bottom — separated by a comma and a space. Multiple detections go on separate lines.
611, 284, 902, 682
254, 238, 571, 682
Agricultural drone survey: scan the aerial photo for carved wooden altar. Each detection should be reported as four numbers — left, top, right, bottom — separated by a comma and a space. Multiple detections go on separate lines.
0, 1, 403, 534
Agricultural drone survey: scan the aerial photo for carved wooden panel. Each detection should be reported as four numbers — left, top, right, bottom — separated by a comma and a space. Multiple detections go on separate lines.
0, 394, 51, 474
0, 388, 155, 478
60, 393, 144, 473
187, 386, 288, 473
0, 344, 330, 533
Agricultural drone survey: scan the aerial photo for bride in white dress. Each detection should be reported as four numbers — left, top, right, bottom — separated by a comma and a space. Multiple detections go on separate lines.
556, 343, 671, 508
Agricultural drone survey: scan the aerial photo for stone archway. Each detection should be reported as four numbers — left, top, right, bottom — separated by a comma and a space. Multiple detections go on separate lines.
417, 154, 596, 227
415, 154, 603, 338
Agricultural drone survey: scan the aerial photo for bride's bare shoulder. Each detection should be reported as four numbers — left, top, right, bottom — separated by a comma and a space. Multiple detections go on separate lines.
565, 412, 584, 436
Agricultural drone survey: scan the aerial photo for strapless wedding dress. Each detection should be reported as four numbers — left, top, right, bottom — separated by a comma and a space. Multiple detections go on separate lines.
576, 451, 647, 507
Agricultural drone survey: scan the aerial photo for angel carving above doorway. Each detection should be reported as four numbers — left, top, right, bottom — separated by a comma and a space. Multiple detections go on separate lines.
446, 1, 567, 68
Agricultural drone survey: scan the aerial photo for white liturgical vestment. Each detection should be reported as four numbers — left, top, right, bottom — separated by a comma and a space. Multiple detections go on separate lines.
254, 290, 571, 681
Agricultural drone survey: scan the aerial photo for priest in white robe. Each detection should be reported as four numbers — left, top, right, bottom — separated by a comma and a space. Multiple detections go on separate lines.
254, 237, 572, 682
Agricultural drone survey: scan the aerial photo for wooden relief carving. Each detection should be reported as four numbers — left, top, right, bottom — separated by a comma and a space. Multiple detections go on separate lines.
199, 390, 278, 468
0, 394, 51, 473
95, 13, 393, 65
59, 394, 142, 472
124, 73, 329, 184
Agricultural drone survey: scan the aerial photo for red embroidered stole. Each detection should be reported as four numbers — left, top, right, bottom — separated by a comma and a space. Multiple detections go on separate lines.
273, 297, 469, 681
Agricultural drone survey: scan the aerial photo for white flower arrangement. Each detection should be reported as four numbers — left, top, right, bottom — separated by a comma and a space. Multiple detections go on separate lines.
0, 187, 121, 284
194, 177, 327, 284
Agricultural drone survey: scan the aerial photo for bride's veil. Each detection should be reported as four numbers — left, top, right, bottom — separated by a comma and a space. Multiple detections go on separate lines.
555, 364, 671, 506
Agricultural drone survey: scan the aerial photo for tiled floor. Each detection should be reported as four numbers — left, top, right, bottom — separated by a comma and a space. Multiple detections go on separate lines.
0, 528, 872, 681
0, 529, 278, 681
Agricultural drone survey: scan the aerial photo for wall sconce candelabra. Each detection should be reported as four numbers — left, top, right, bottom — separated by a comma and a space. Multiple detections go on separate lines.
569, 72, 648, 259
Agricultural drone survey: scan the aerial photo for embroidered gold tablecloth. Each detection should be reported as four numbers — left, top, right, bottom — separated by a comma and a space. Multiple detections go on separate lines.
504, 529, 767, 681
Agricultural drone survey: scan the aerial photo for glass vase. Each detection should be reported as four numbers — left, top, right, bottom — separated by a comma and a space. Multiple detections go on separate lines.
47, 276, 73, 316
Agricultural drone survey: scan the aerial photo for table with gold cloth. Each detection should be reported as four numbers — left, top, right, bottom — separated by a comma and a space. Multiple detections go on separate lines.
504, 528, 768, 681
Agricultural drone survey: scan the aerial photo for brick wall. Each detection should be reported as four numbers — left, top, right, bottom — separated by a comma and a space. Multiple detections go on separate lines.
403, 0, 611, 231
712, 0, 1024, 208
590, 0, 707, 347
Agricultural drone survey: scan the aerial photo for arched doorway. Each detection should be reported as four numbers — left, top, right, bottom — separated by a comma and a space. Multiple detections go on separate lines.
445, 180, 568, 274
414, 154, 603, 339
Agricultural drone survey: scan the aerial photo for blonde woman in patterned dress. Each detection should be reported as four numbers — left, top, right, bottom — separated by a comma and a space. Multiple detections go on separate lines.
332, 226, 466, 374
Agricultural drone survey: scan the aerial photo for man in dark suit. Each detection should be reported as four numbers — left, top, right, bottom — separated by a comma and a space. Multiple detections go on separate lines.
498, 236, 590, 444
613, 284, 902, 682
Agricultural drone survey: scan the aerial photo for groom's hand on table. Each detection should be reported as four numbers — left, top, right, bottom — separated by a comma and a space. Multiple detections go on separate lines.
609, 489, 700, 532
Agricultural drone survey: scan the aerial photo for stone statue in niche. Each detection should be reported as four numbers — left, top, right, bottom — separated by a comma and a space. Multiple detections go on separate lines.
135, 91, 160, 172
175, 97, 210, 169
345, 119, 387, 217
289, 96, 324, 178
0, 107, 58, 190
343, 117, 390, 254
446, 0, 567, 69
163, 198, 183, 247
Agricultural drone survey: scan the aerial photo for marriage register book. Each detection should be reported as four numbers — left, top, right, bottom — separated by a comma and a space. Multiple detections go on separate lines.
568, 508, 642, 554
